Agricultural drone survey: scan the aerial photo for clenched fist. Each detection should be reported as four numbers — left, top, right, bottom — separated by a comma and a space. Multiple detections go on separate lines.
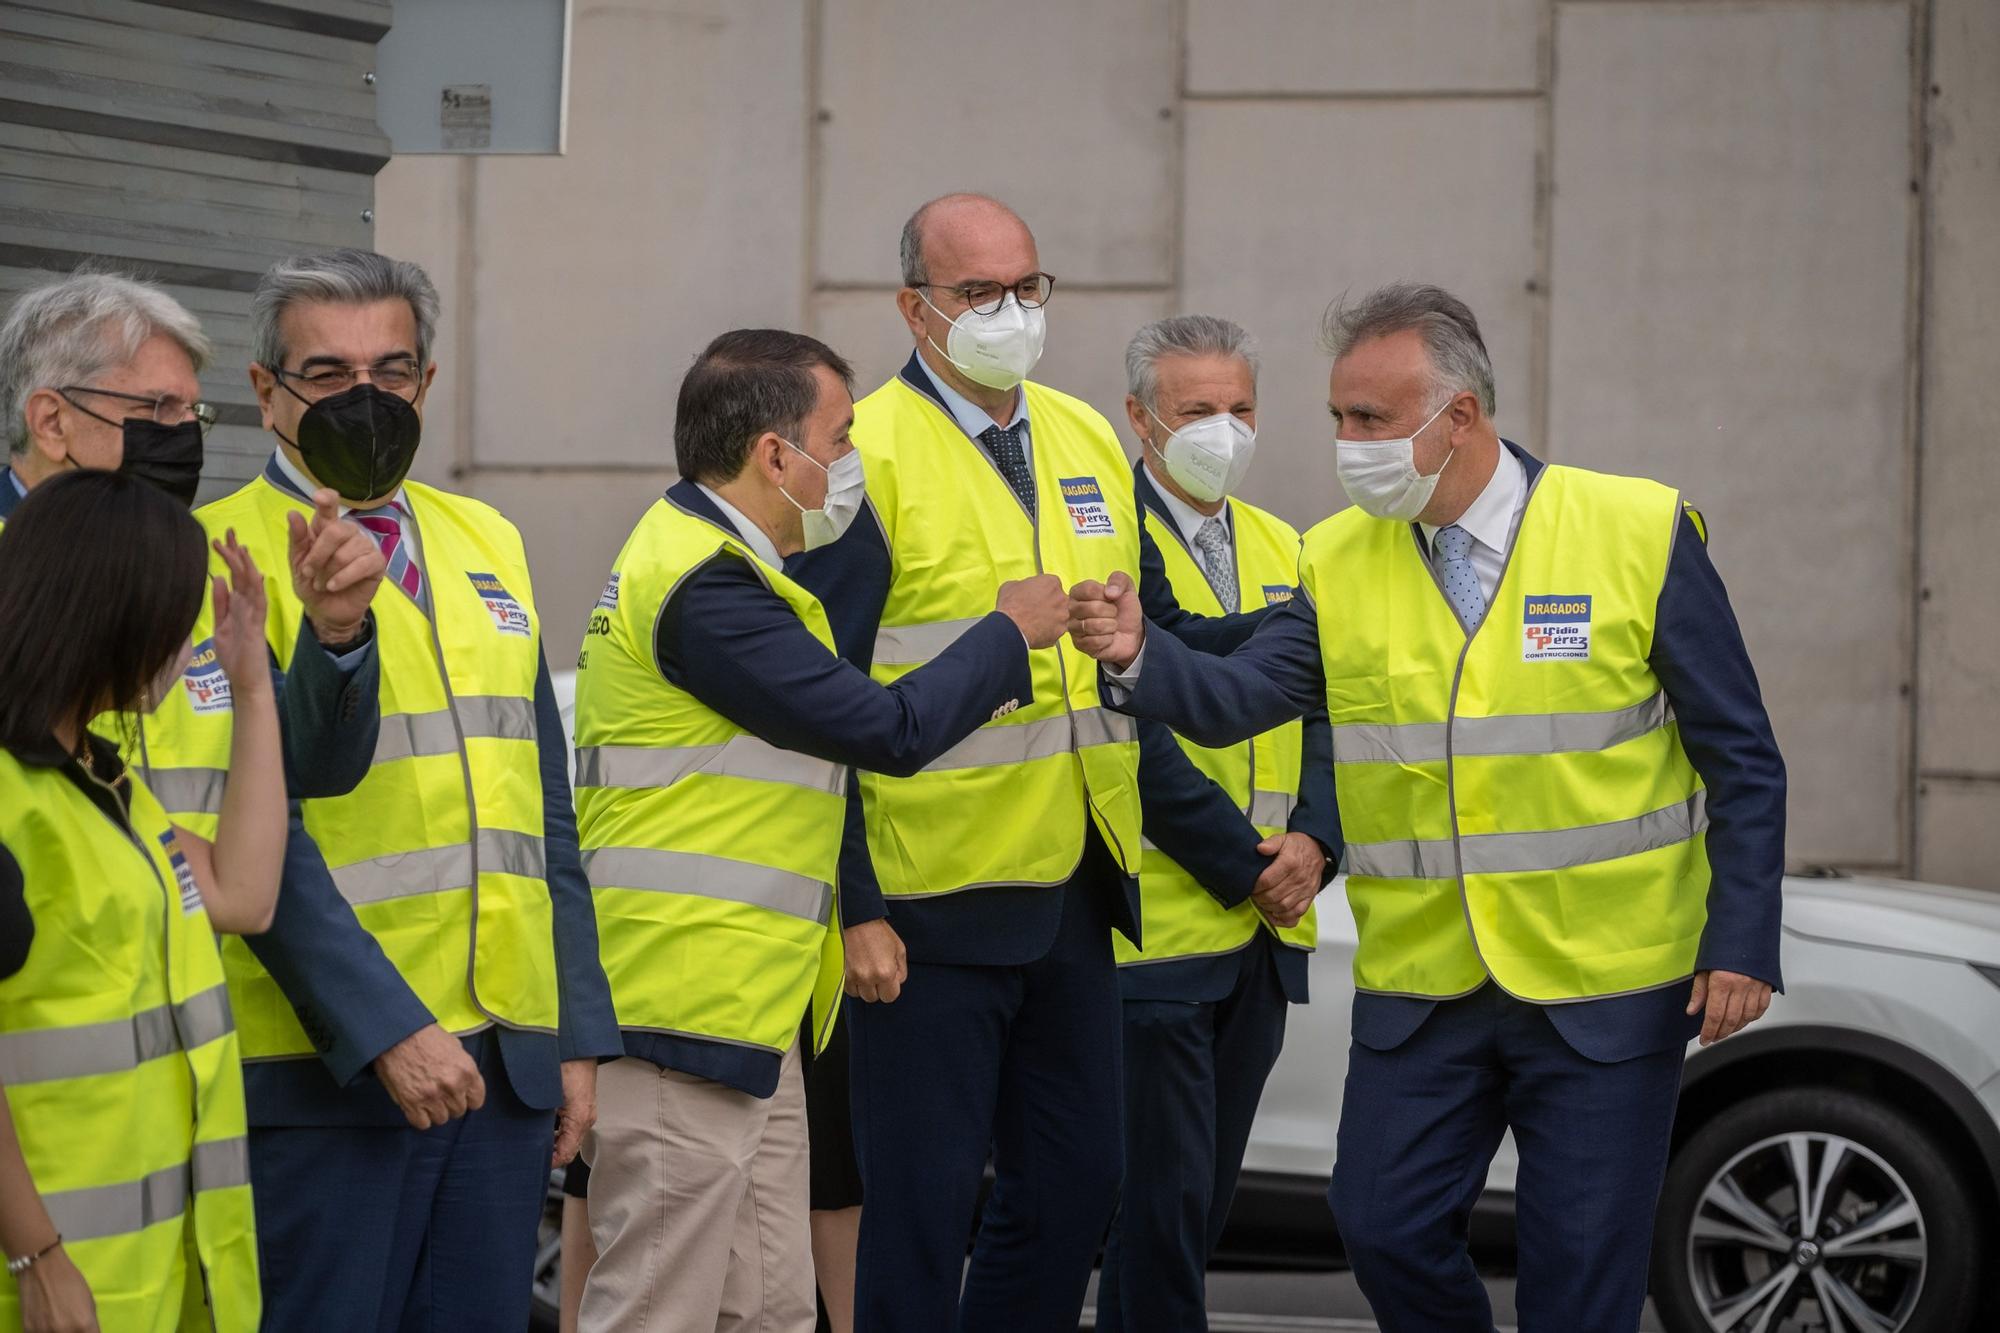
1067, 571, 1145, 669
996, 573, 1069, 649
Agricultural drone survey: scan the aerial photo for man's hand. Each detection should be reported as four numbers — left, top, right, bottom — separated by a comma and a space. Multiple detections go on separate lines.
372, 1023, 486, 1130
843, 919, 907, 1003
1687, 969, 1773, 1047
552, 1058, 597, 1168
1251, 832, 1325, 929
995, 573, 1069, 649
289, 488, 385, 649
1068, 572, 1145, 670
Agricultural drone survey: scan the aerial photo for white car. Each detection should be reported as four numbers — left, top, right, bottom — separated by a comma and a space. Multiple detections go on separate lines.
546, 672, 2000, 1332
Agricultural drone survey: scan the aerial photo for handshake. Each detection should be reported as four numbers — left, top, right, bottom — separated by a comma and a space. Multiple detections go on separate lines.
993, 570, 1146, 667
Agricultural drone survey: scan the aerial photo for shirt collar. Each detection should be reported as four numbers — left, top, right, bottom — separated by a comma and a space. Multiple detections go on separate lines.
694, 483, 784, 570
1421, 445, 1525, 555
5, 466, 26, 500
269, 448, 407, 517
914, 352, 1029, 443
1143, 458, 1229, 550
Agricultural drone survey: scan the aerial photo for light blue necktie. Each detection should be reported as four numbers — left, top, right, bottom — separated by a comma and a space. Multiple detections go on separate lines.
1193, 517, 1238, 610
1433, 523, 1486, 632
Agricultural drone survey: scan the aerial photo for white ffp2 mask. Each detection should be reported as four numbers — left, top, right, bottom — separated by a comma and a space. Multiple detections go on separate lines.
1147, 407, 1256, 504
1333, 397, 1456, 521
921, 291, 1046, 391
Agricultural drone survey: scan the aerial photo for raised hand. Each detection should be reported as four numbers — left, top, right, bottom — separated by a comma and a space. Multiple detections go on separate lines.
288, 488, 385, 649
1067, 571, 1145, 670
208, 531, 270, 695
995, 573, 1069, 649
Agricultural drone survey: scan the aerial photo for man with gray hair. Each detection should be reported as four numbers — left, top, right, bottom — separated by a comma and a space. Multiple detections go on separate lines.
1097, 313, 1339, 1332
0, 268, 386, 800
1072, 282, 1785, 1328
137, 247, 621, 1328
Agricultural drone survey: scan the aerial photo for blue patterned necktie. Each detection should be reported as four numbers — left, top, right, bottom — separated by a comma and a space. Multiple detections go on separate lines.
1433, 523, 1486, 632
1193, 517, 1238, 610
980, 424, 1035, 516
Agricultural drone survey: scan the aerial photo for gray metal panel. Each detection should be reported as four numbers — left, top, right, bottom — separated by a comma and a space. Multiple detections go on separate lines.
0, 0, 392, 496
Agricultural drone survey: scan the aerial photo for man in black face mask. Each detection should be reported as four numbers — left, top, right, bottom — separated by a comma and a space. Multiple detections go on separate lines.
139, 247, 622, 1331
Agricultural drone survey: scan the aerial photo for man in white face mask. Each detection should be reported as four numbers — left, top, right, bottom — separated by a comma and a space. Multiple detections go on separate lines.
785, 196, 1272, 1332
1099, 314, 1339, 1333
570, 328, 1067, 1333
1072, 283, 1786, 1331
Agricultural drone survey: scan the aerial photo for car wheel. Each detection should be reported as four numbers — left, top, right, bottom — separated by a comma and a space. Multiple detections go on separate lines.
529, 1167, 565, 1333
1651, 1086, 1984, 1332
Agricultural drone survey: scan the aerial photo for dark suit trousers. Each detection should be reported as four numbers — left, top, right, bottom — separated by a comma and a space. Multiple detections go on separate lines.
247, 1030, 555, 1332
1329, 984, 1684, 1333
1097, 939, 1290, 1333
848, 859, 1124, 1333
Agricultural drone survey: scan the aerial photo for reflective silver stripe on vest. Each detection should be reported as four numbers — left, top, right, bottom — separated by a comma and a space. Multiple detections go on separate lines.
920, 707, 1133, 774
1332, 692, 1673, 766
872, 617, 986, 666
191, 1135, 251, 1194
331, 828, 547, 907
575, 736, 844, 796
1249, 789, 1296, 828
582, 848, 833, 925
145, 767, 226, 818
0, 983, 234, 1085
1345, 790, 1709, 880
372, 696, 539, 765
39, 1134, 251, 1244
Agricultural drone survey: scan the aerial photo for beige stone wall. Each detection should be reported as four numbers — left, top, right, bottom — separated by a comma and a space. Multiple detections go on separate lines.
373, 0, 1999, 888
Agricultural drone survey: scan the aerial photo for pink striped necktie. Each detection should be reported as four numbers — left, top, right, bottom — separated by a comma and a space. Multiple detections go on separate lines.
350, 502, 424, 604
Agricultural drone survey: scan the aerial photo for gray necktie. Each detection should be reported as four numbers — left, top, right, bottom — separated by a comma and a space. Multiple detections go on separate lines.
979, 424, 1035, 516
1194, 517, 1238, 610
1433, 523, 1486, 631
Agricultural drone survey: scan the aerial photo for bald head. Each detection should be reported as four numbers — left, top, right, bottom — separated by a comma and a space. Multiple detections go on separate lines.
898, 194, 1035, 288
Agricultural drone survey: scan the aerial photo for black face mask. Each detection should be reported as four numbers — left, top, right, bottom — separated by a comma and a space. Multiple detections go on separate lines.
117, 417, 204, 507
284, 382, 423, 503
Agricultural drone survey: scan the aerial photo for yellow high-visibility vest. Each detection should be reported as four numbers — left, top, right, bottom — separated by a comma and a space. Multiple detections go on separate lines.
136, 474, 559, 1058
850, 375, 1141, 898
1119, 487, 1316, 967
1301, 462, 1709, 1002
573, 499, 845, 1056
0, 754, 258, 1332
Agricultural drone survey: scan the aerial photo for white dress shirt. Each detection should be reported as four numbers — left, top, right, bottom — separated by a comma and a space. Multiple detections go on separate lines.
916, 352, 1031, 470
1418, 446, 1526, 606
694, 483, 783, 569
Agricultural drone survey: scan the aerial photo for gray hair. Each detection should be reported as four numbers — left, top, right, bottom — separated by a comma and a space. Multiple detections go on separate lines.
250, 248, 440, 372
1, 270, 211, 455
1321, 282, 1496, 417
1125, 314, 1260, 411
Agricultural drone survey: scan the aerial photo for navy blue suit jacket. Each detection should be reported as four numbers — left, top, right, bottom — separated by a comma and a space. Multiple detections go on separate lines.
1108, 444, 1787, 1062
1123, 462, 1341, 1006
622, 482, 1040, 1094
785, 352, 1310, 970
243, 461, 621, 1126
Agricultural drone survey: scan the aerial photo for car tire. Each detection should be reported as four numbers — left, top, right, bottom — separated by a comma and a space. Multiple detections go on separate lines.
1651, 1086, 1984, 1333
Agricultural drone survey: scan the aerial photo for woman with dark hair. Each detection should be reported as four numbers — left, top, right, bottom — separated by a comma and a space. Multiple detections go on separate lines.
0, 471, 286, 1333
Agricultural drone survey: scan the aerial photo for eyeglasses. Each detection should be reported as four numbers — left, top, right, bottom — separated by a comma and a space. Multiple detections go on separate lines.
59, 386, 217, 435
272, 359, 423, 401
914, 272, 1056, 316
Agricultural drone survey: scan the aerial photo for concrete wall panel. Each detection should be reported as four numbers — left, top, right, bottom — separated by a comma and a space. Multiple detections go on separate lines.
1181, 99, 1540, 534
460, 0, 809, 468
1186, 0, 1542, 95
1548, 1, 1913, 867
1916, 0, 2000, 782
814, 0, 1178, 286
1915, 780, 2000, 893
812, 288, 1171, 450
